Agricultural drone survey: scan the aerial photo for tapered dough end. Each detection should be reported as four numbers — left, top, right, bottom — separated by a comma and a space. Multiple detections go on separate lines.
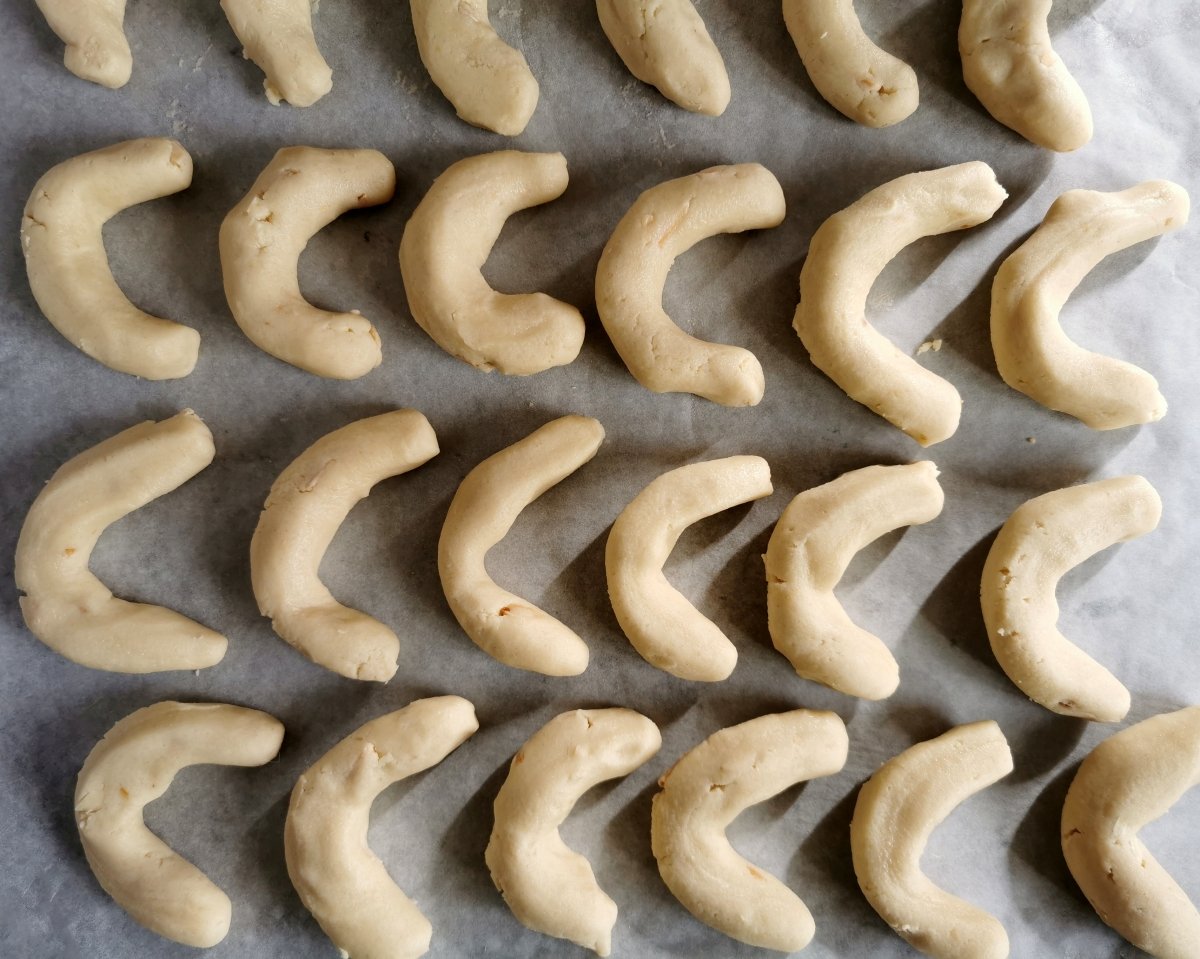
64, 40, 132, 90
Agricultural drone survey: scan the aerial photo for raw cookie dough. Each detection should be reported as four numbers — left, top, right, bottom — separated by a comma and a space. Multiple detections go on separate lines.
35, 0, 131, 87
220, 0, 333, 106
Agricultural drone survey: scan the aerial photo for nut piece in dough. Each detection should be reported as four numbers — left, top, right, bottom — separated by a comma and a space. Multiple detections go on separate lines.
250, 410, 440, 681
21, 137, 200, 380
75, 701, 285, 947
782, 0, 919, 127
981, 475, 1162, 723
765, 461, 944, 700
486, 708, 662, 956
606, 455, 773, 681
652, 710, 849, 951
596, 0, 731, 115
959, 0, 1092, 152
399, 151, 585, 375
219, 0, 333, 106
439, 415, 603, 676
1062, 706, 1200, 959
595, 164, 785, 407
794, 162, 1007, 446
851, 720, 1013, 959
409, 0, 539, 136
15, 410, 227, 673
35, 0, 131, 87
991, 181, 1190, 430
286, 696, 479, 959
220, 146, 395, 380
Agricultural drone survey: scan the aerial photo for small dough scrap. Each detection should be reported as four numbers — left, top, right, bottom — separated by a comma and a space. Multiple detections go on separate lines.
439, 415, 603, 676
21, 137, 199, 380
652, 710, 849, 951
596, 0, 730, 115
75, 702, 285, 948
1062, 707, 1200, 959
794, 162, 1007, 446
595, 164, 785, 407
765, 461, 944, 700
487, 708, 662, 956
783, 0, 919, 127
35, 0, 131, 87
219, 0, 333, 106
991, 181, 1190, 429
981, 475, 1162, 723
15, 410, 226, 673
410, 0, 539, 136
286, 696, 479, 959
220, 146, 395, 380
960, 0, 1092, 151
250, 410, 440, 682
399, 150, 585, 375
607, 455, 773, 681
851, 721, 1013, 959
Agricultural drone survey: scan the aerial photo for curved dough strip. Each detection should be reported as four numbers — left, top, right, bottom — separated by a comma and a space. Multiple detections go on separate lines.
981, 475, 1162, 723
652, 710, 849, 951
765, 461, 944, 700
250, 410, 440, 682
782, 0, 919, 128
991, 181, 1190, 430
1062, 706, 1200, 959
15, 410, 226, 673
794, 162, 1007, 446
486, 708, 661, 956
439, 415, 603, 676
607, 455, 773, 681
851, 720, 1013, 959
286, 696, 479, 959
21, 137, 199, 380
219, 0, 333, 106
35, 0, 131, 87
959, 0, 1091, 152
399, 150, 585, 375
595, 164, 785, 407
596, 0, 730, 115
220, 146, 395, 380
410, 0, 539, 136
75, 701, 285, 947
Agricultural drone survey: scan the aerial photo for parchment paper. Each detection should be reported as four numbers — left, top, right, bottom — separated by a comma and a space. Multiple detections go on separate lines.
1, 1, 1197, 956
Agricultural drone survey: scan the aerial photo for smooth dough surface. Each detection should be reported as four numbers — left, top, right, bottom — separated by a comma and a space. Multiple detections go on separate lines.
35, 0, 131, 87
219, 0, 333, 106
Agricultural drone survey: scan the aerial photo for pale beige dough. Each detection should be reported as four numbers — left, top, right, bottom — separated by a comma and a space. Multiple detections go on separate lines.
486, 708, 661, 956
35, 0, 131, 87
851, 721, 1013, 959
595, 164, 785, 407
220, 0, 333, 106
250, 410, 440, 682
981, 475, 1162, 723
75, 701, 285, 948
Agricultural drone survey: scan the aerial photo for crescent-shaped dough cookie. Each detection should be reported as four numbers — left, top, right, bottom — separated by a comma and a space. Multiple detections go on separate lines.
782, 0, 919, 127
991, 181, 1190, 429
439, 415, 603, 676
409, 0, 539, 136
21, 137, 199, 380
486, 708, 661, 956
220, 146, 395, 379
250, 410, 440, 681
652, 710, 849, 951
794, 162, 1007, 446
35, 0, 131, 87
286, 696, 479, 959
595, 164, 785, 407
606, 455, 773, 681
399, 151, 585, 375
765, 461, 944, 700
1062, 707, 1200, 959
219, 0, 333, 106
75, 701, 285, 947
851, 720, 1013, 959
959, 0, 1092, 152
596, 0, 730, 115
981, 475, 1162, 723
15, 410, 226, 673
